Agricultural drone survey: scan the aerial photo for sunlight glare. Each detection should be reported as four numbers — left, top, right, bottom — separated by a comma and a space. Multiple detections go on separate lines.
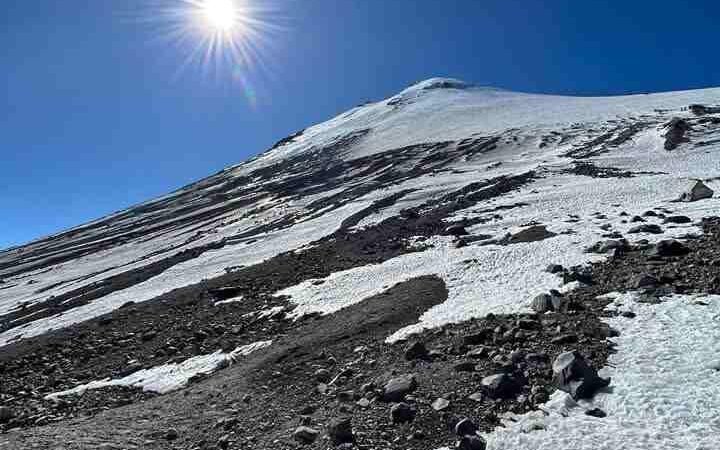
201, 0, 238, 32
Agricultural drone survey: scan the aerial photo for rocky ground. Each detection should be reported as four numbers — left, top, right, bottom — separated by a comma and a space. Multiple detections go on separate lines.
2, 210, 718, 449
2, 88, 720, 449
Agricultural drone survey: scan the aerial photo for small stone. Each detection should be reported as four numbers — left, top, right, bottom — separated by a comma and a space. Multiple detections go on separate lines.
551, 334, 578, 345
454, 417, 479, 436
481, 373, 520, 399
457, 435, 487, 450
327, 417, 353, 444
628, 224, 663, 234
552, 351, 611, 400
632, 274, 659, 289
664, 215, 692, 224
463, 329, 493, 345
467, 392, 484, 402
677, 180, 714, 202
390, 402, 416, 424
0, 406, 13, 423
314, 369, 331, 383
531, 293, 554, 313
454, 361, 476, 372
585, 408, 607, 418
465, 346, 488, 359
431, 398, 450, 411
404, 341, 428, 360
445, 224, 469, 236
382, 375, 417, 402
654, 239, 690, 257
164, 429, 179, 441
293, 426, 320, 444
337, 390, 355, 402
545, 264, 564, 274
621, 311, 637, 318
356, 397, 371, 408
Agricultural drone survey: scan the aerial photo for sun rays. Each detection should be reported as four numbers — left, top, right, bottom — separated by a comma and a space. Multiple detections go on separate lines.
132, 0, 285, 104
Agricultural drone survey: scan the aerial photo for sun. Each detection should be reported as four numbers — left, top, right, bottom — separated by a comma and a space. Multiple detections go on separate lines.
201, 0, 239, 32
135, 0, 284, 101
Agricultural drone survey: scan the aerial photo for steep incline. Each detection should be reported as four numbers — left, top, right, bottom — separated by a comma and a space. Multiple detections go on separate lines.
2, 78, 720, 449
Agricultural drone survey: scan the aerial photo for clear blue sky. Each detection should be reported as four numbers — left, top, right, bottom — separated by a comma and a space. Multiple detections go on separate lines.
2, 0, 719, 250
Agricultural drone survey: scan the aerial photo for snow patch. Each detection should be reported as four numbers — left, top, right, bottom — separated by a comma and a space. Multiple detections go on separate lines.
44, 340, 272, 399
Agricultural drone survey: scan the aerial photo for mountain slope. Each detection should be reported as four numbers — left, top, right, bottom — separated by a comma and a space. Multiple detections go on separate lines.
1, 78, 720, 449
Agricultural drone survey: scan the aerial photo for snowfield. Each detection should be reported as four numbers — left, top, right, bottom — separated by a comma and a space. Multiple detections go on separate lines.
2, 78, 720, 448
483, 293, 720, 450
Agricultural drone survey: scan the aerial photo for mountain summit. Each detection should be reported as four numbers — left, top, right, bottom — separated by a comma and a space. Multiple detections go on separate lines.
1, 80, 720, 449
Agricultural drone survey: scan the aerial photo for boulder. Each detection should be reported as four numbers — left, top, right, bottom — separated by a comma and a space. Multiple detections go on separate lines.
382, 374, 417, 402
293, 426, 320, 444
404, 341, 428, 360
632, 273, 660, 289
480, 373, 521, 399
586, 239, 628, 254
531, 293, 553, 313
628, 224, 663, 234
431, 397, 450, 411
506, 225, 556, 244
552, 351, 610, 400
445, 224, 469, 236
662, 118, 691, 150
677, 180, 714, 202
531, 291, 564, 313
664, 215, 692, 224
653, 239, 690, 257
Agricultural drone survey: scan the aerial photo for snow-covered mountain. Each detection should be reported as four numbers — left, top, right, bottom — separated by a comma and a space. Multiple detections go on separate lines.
2, 78, 720, 449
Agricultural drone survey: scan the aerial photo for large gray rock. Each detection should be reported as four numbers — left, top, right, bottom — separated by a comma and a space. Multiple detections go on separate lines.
293, 426, 320, 444
382, 374, 417, 402
531, 291, 564, 313
678, 180, 714, 202
390, 402, 415, 424
480, 373, 521, 399
552, 351, 610, 400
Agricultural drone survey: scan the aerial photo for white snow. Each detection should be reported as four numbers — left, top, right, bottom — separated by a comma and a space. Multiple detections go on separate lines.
483, 294, 720, 450
45, 340, 272, 399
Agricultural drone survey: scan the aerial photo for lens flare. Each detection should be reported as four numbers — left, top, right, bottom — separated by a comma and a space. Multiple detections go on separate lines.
134, 0, 285, 98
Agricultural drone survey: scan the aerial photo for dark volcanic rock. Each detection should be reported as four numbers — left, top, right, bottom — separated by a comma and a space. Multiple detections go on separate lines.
327, 417, 354, 444
505, 225, 556, 244
382, 374, 417, 402
628, 224, 663, 234
552, 351, 610, 400
454, 417, 479, 436
390, 402, 416, 424
480, 373, 521, 399
662, 118, 691, 150
404, 341, 428, 360
677, 180, 714, 202
458, 435, 487, 450
293, 426, 320, 444
654, 239, 690, 257
445, 224, 469, 236
664, 215, 692, 224
585, 408, 607, 418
